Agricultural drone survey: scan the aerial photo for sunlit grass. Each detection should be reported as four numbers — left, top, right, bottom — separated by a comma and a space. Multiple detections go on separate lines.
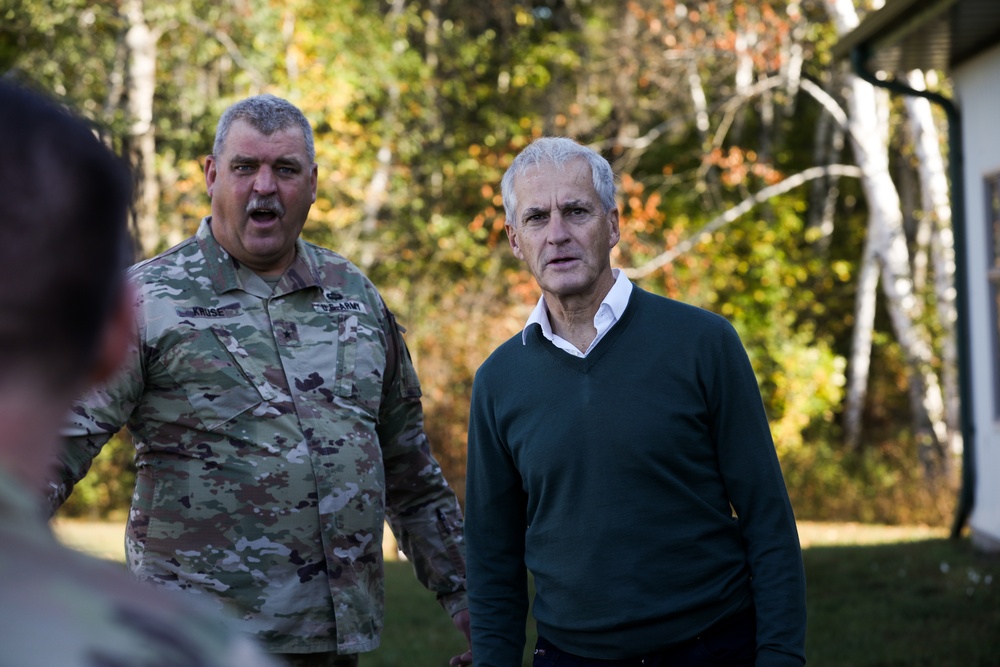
52, 521, 999, 666
804, 536, 999, 666
369, 559, 483, 666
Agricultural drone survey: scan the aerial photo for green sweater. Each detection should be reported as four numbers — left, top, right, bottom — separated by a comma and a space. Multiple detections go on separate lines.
465, 287, 806, 666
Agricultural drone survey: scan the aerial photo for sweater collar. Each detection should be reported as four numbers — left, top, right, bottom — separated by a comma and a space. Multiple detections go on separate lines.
521, 268, 633, 347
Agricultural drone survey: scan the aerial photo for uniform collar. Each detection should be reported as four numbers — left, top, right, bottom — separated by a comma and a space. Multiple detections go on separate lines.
196, 217, 321, 296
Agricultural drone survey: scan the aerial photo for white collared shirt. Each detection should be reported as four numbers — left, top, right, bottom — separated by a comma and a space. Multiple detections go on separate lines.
521, 268, 634, 357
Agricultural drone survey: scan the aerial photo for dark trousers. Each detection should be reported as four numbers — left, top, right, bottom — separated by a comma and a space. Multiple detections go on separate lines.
532, 607, 756, 667
275, 652, 359, 667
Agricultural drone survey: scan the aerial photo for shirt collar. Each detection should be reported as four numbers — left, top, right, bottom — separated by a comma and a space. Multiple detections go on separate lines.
521, 268, 633, 344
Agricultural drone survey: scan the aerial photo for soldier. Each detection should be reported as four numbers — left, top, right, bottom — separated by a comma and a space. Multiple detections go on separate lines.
48, 94, 471, 667
465, 137, 807, 666
0, 81, 279, 667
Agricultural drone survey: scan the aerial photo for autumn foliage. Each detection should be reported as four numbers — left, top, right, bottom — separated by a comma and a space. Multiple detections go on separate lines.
3, 0, 959, 525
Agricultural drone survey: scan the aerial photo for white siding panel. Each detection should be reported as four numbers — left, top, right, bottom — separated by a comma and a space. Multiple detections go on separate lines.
954, 41, 1000, 544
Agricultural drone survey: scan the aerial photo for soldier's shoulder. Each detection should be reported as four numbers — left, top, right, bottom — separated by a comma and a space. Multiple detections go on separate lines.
301, 240, 382, 295
302, 241, 367, 273
0, 526, 277, 667
127, 235, 202, 282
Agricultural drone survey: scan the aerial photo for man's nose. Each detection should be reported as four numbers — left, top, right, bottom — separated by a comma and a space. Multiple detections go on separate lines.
254, 167, 277, 194
547, 213, 571, 243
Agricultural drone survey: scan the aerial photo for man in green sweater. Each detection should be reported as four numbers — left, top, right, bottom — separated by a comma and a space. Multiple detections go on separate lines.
464, 137, 806, 666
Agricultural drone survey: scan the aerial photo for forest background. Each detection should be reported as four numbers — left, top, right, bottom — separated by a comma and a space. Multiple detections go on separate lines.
1, 0, 964, 526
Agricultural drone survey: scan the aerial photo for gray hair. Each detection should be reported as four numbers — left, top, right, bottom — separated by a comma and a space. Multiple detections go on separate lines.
500, 137, 617, 226
213, 94, 315, 163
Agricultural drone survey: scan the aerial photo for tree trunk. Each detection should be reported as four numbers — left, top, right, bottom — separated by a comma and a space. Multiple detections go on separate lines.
903, 69, 961, 475
843, 222, 880, 449
806, 81, 846, 255
354, 0, 404, 270
827, 0, 948, 471
123, 0, 160, 259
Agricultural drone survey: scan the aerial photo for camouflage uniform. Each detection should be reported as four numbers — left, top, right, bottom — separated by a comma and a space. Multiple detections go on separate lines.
50, 218, 467, 655
0, 466, 281, 667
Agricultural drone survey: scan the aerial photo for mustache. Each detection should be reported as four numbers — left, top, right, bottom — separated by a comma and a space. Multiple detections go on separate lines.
246, 195, 285, 217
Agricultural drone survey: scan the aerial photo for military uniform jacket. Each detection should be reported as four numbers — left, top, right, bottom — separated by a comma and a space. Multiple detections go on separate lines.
53, 218, 467, 654
0, 466, 280, 667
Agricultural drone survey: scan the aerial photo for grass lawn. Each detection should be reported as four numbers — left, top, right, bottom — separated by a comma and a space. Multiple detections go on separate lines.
802, 533, 999, 666
51, 520, 1000, 666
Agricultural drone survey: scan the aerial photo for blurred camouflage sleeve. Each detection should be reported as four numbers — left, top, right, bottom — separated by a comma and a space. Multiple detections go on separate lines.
46, 308, 144, 514
378, 309, 467, 617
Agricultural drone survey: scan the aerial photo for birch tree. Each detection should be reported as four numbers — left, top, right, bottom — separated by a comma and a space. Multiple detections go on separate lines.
826, 0, 949, 475
121, 0, 160, 258
902, 69, 961, 474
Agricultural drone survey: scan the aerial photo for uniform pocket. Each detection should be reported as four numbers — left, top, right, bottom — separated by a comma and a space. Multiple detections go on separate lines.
296, 303, 387, 416
334, 313, 359, 397
160, 327, 272, 430
327, 312, 385, 415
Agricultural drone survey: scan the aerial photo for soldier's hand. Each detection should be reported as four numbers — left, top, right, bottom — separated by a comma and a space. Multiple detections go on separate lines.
449, 609, 472, 666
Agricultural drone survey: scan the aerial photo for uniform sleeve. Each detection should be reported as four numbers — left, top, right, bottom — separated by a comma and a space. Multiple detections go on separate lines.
464, 365, 530, 667
46, 311, 144, 515
709, 322, 807, 667
377, 310, 467, 617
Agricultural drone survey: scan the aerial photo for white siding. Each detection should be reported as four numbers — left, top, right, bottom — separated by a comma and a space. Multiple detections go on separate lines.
954, 41, 1000, 546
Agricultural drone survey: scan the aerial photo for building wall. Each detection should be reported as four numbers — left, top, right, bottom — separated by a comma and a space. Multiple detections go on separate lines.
954, 41, 1000, 550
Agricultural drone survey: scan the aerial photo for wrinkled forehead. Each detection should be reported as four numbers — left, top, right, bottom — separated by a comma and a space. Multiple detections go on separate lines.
515, 157, 597, 202
221, 120, 310, 161
519, 155, 592, 181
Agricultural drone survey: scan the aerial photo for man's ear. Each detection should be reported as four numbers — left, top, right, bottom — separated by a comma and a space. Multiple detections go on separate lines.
608, 208, 621, 248
204, 155, 217, 199
506, 223, 524, 261
89, 287, 134, 386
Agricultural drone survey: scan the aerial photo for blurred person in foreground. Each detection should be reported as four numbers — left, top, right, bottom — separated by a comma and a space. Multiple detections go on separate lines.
0, 80, 279, 667
46, 93, 471, 667
464, 137, 807, 667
